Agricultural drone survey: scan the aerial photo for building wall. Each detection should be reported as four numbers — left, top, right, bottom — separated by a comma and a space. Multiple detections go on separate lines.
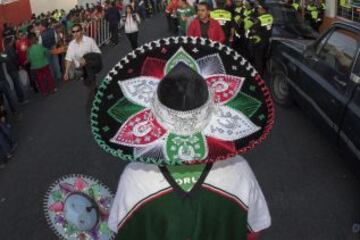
0, 0, 32, 49
78, 0, 99, 7
326, 0, 337, 17
29, 0, 77, 15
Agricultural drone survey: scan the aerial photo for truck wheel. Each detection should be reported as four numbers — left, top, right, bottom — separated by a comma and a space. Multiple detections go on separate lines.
270, 70, 293, 107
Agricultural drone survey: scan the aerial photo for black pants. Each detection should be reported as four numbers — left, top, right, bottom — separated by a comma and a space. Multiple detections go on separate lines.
81, 66, 98, 115
249, 42, 268, 75
233, 36, 249, 61
86, 82, 97, 116
126, 32, 138, 50
8, 71, 24, 103
109, 22, 119, 45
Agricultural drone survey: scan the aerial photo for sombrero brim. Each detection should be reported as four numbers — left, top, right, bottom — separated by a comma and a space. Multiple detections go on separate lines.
91, 36, 275, 165
44, 174, 114, 240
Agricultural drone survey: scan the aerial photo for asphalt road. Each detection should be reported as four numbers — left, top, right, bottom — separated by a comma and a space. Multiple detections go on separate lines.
0, 13, 359, 240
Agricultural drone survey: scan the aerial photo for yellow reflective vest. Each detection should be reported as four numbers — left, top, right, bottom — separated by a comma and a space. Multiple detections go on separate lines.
292, 2, 300, 11
258, 14, 273, 30
307, 4, 319, 20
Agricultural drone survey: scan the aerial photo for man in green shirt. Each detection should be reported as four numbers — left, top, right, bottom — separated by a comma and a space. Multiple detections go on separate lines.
27, 33, 57, 96
176, 0, 195, 36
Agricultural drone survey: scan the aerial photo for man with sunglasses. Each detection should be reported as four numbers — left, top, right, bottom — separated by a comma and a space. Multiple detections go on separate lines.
64, 24, 102, 114
64, 24, 101, 82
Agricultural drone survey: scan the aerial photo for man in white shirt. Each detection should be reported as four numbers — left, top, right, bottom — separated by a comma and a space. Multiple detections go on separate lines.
64, 24, 101, 81
64, 24, 102, 114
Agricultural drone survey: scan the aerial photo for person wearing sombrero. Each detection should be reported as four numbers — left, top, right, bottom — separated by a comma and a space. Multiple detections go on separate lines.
91, 36, 275, 240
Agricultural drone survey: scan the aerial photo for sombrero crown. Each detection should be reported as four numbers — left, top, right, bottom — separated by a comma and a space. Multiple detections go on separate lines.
91, 36, 275, 165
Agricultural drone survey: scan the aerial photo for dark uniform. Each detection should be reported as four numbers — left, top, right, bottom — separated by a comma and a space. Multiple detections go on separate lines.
247, 11, 273, 74
305, 1, 322, 32
233, 2, 256, 60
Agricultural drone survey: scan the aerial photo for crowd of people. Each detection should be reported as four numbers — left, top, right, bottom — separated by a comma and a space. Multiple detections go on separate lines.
166, 0, 326, 72
0, 1, 120, 168
0, 0, 327, 168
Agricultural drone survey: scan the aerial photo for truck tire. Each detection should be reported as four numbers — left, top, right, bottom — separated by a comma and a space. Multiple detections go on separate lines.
270, 69, 293, 107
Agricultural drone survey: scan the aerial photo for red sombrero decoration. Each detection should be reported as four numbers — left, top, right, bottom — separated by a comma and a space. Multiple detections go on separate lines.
91, 36, 274, 165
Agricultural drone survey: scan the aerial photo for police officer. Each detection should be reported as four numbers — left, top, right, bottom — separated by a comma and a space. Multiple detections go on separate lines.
231, 0, 245, 52
306, 0, 322, 32
232, 0, 257, 60
246, 6, 273, 74
210, 6, 233, 45
286, 0, 301, 12
317, 0, 326, 25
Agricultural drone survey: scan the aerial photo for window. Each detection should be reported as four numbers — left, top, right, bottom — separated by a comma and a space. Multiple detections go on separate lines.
317, 29, 359, 74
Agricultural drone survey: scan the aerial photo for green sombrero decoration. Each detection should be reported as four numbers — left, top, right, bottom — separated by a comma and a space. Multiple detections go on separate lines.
91, 36, 275, 165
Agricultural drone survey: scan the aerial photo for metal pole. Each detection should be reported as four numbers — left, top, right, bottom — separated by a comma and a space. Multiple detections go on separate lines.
90, 20, 93, 39
105, 18, 109, 44
101, 18, 104, 46
96, 18, 100, 46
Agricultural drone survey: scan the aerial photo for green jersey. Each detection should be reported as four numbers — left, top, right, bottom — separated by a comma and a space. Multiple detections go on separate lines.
27, 44, 50, 70
176, 6, 195, 33
109, 156, 271, 240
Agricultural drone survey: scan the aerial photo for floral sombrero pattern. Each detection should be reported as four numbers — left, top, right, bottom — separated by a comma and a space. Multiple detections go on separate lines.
91, 37, 275, 165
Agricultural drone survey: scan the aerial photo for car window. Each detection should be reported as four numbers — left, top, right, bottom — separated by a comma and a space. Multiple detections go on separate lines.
269, 5, 302, 24
317, 29, 360, 75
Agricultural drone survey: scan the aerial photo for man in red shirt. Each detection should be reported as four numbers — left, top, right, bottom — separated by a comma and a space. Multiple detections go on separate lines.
187, 2, 225, 43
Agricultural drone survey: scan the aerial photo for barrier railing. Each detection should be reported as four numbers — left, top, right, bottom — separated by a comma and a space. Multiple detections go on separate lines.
84, 17, 111, 47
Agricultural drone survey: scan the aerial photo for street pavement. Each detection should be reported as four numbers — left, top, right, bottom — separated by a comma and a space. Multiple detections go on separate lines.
0, 13, 359, 240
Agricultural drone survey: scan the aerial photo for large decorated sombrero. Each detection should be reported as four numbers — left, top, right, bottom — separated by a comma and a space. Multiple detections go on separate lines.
44, 175, 114, 240
91, 36, 274, 165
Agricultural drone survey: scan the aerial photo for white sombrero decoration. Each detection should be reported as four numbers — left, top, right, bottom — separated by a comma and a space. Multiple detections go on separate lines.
91, 36, 275, 165
44, 175, 114, 240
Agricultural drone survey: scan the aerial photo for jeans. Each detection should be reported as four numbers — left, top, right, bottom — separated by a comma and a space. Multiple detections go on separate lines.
0, 122, 16, 164
8, 71, 24, 103
138, 5, 147, 19
109, 22, 119, 45
0, 81, 16, 113
49, 54, 62, 83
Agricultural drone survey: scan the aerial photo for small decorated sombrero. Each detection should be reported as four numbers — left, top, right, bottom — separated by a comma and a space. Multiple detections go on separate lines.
91, 36, 275, 165
44, 175, 114, 240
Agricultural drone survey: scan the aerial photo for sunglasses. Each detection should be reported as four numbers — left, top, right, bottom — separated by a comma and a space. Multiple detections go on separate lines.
72, 29, 81, 33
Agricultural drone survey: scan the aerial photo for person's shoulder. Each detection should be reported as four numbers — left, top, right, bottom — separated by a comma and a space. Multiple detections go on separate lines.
122, 162, 161, 181
210, 155, 257, 182
190, 17, 199, 24
68, 39, 76, 47
210, 18, 221, 25
118, 162, 168, 192
84, 35, 96, 43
